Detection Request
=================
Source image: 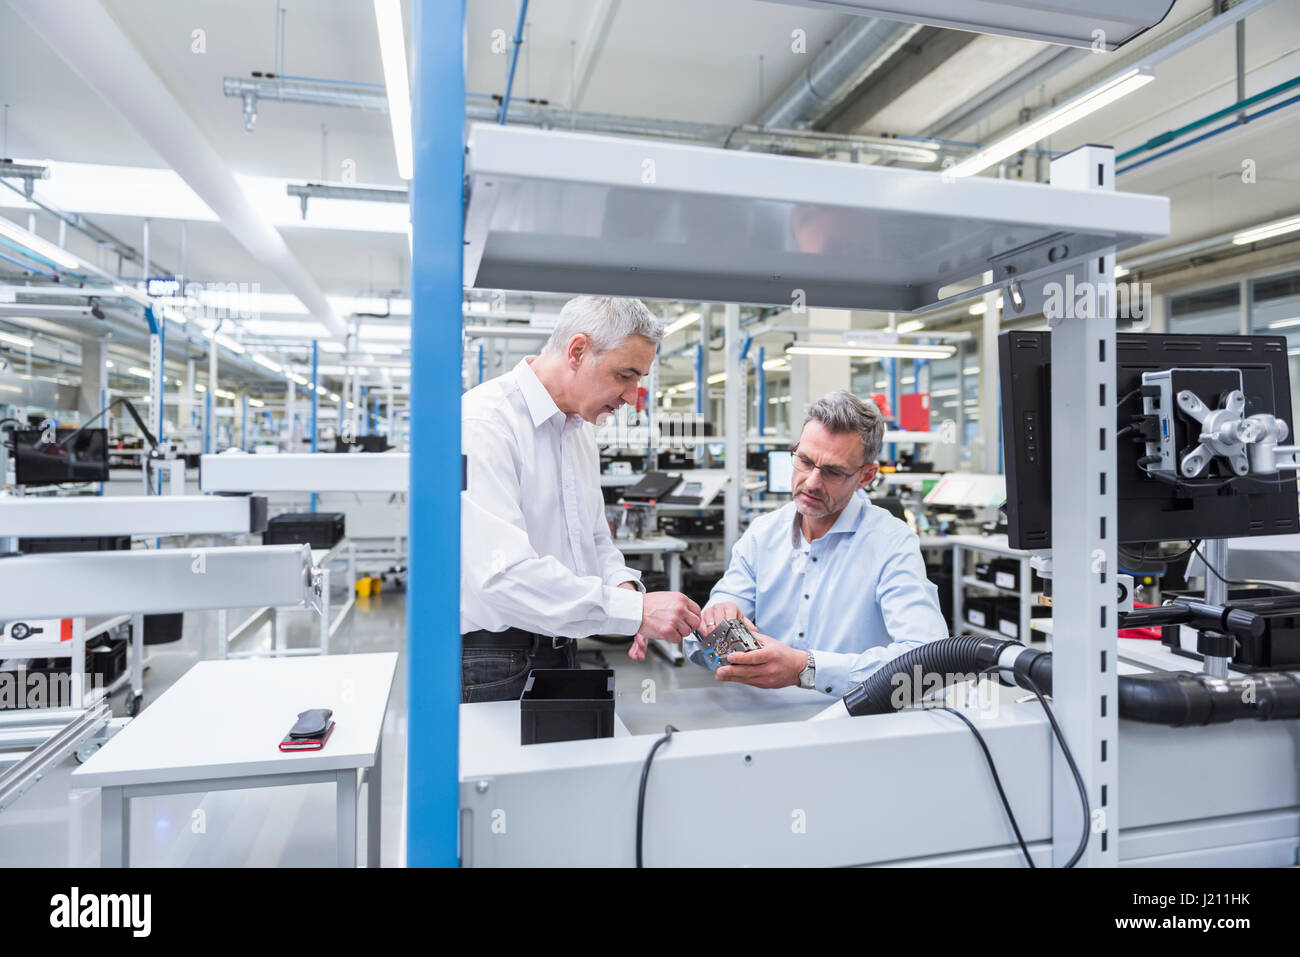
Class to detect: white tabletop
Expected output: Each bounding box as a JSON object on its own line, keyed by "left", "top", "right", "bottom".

{"left": 613, "top": 535, "right": 687, "bottom": 554}
{"left": 72, "top": 652, "right": 398, "bottom": 788}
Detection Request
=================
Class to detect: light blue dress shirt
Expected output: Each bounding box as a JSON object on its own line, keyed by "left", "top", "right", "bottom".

{"left": 683, "top": 490, "right": 949, "bottom": 697}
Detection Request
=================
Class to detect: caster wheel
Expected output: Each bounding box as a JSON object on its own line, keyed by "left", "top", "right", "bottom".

{"left": 127, "top": 694, "right": 143, "bottom": 717}
{"left": 75, "top": 741, "right": 102, "bottom": 764}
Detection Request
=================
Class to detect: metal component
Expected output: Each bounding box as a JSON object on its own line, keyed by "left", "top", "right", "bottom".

{"left": 0, "top": 494, "right": 266, "bottom": 537}
{"left": 287, "top": 181, "right": 410, "bottom": 219}
{"left": 1201, "top": 538, "right": 1231, "bottom": 678}
{"left": 1046, "top": 145, "right": 1119, "bottom": 867}
{"left": 199, "top": 451, "right": 409, "bottom": 493}
{"left": 0, "top": 700, "right": 110, "bottom": 812}
{"left": 475, "top": 780, "right": 489, "bottom": 794}
{"left": 464, "top": 125, "right": 1167, "bottom": 312}
{"left": 0, "top": 544, "right": 315, "bottom": 619}
{"left": 697, "top": 619, "right": 762, "bottom": 670}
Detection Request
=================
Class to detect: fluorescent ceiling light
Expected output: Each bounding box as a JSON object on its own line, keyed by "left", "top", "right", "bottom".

{"left": 0, "top": 331, "right": 34, "bottom": 348}
{"left": 964, "top": 366, "right": 979, "bottom": 375}
{"left": 330, "top": 393, "right": 342, "bottom": 402}
{"left": 195, "top": 383, "right": 207, "bottom": 392}
{"left": 1268, "top": 317, "right": 1300, "bottom": 330}
{"left": 1233, "top": 216, "right": 1300, "bottom": 246}
{"left": 762, "top": 358, "right": 789, "bottom": 370}
{"left": 249, "top": 398, "right": 265, "bottom": 408}
{"left": 127, "top": 366, "right": 152, "bottom": 379}
{"left": 288, "top": 372, "right": 311, "bottom": 387}
{"left": 664, "top": 312, "right": 701, "bottom": 336}
{"left": 947, "top": 67, "right": 1155, "bottom": 178}
{"left": 931, "top": 388, "right": 959, "bottom": 397}
{"left": 787, "top": 343, "right": 955, "bottom": 360}
{"left": 896, "top": 320, "right": 924, "bottom": 334}
{"left": 374, "top": 0, "right": 413, "bottom": 180}
{"left": 251, "top": 354, "right": 283, "bottom": 373}
{"left": 706, "top": 372, "right": 727, "bottom": 385}
{"left": 215, "top": 389, "right": 237, "bottom": 400}
{"left": 0, "top": 216, "right": 80, "bottom": 269}
{"left": 1113, "top": 265, "right": 1130, "bottom": 279}
{"left": 202, "top": 328, "right": 246, "bottom": 355}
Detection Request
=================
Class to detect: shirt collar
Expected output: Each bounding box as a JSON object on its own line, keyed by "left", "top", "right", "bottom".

{"left": 791, "top": 490, "right": 867, "bottom": 548}
{"left": 514, "top": 357, "right": 565, "bottom": 429}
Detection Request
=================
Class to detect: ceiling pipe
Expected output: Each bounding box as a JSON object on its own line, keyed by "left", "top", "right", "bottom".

{"left": 754, "top": 18, "right": 922, "bottom": 130}
{"left": 11, "top": 0, "right": 348, "bottom": 344}
{"left": 223, "top": 76, "right": 947, "bottom": 163}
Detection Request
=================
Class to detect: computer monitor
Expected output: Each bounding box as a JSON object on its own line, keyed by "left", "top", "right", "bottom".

{"left": 13, "top": 428, "right": 109, "bottom": 487}
{"left": 766, "top": 450, "right": 794, "bottom": 494}
{"left": 999, "top": 331, "right": 1300, "bottom": 548}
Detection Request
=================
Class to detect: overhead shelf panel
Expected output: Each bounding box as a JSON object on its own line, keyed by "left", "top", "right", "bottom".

{"left": 763, "top": 1, "right": 1176, "bottom": 50}
{"left": 464, "top": 125, "right": 1169, "bottom": 313}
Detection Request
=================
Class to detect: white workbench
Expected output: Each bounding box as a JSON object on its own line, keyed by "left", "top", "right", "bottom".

{"left": 615, "top": 535, "right": 688, "bottom": 664}
{"left": 72, "top": 652, "right": 397, "bottom": 867}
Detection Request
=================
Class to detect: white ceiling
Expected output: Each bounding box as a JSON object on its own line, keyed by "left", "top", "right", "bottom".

{"left": 0, "top": 0, "right": 1296, "bottom": 332}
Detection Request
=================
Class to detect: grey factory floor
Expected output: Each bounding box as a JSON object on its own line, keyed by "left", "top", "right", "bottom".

{"left": 0, "top": 586, "right": 747, "bottom": 867}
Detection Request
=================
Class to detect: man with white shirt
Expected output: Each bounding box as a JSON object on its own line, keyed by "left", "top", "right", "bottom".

{"left": 685, "top": 390, "right": 947, "bottom": 697}
{"left": 460, "top": 296, "right": 702, "bottom": 702}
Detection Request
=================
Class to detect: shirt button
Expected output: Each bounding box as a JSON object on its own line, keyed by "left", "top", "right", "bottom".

{"left": 804, "top": 594, "right": 809, "bottom": 600}
{"left": 811, "top": 557, "right": 817, "bottom": 562}
{"left": 824, "top": 687, "right": 832, "bottom": 694}
{"left": 798, "top": 632, "right": 804, "bottom": 638}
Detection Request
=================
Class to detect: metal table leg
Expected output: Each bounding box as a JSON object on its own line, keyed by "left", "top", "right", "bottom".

{"left": 100, "top": 786, "right": 129, "bottom": 867}
{"left": 337, "top": 768, "right": 357, "bottom": 868}
{"left": 367, "top": 744, "right": 382, "bottom": 868}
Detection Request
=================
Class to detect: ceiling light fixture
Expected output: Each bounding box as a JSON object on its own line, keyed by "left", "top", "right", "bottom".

{"left": 1233, "top": 215, "right": 1300, "bottom": 246}
{"left": 947, "top": 67, "right": 1155, "bottom": 178}
{"left": 373, "top": 0, "right": 414, "bottom": 180}
{"left": 786, "top": 343, "right": 955, "bottom": 360}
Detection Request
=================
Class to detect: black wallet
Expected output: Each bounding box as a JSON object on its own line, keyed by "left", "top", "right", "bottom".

{"left": 288, "top": 708, "right": 333, "bottom": 738}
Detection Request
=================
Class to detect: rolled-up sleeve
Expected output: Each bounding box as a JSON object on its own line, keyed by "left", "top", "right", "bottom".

{"left": 462, "top": 417, "right": 642, "bottom": 638}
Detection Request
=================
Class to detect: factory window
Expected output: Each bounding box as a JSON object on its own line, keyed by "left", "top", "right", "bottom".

{"left": 1249, "top": 270, "right": 1300, "bottom": 432}
{"left": 1168, "top": 284, "right": 1241, "bottom": 335}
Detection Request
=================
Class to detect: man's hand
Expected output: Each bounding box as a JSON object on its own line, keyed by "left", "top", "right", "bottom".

{"left": 633, "top": 591, "right": 701, "bottom": 652}
{"left": 715, "top": 632, "right": 808, "bottom": 689}
{"left": 699, "top": 601, "right": 742, "bottom": 634}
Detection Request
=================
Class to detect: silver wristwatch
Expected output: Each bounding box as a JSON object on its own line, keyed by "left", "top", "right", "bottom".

{"left": 798, "top": 650, "right": 816, "bottom": 690}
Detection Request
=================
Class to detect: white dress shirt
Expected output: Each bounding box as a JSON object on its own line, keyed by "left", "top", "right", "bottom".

{"left": 460, "top": 357, "right": 644, "bottom": 638}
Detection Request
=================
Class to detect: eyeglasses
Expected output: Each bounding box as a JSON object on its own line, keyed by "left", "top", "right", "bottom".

{"left": 790, "top": 447, "right": 866, "bottom": 485}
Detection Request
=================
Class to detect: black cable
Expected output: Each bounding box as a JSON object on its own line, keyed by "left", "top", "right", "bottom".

{"left": 635, "top": 724, "right": 678, "bottom": 868}
{"left": 939, "top": 705, "right": 1035, "bottom": 867}
{"left": 983, "top": 664, "right": 1091, "bottom": 868}
{"left": 1189, "top": 541, "right": 1292, "bottom": 591}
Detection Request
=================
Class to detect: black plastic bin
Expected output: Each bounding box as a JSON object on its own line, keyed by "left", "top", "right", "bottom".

{"left": 263, "top": 512, "right": 345, "bottom": 548}
{"left": 143, "top": 612, "right": 184, "bottom": 645}
{"left": 520, "top": 669, "right": 615, "bottom": 745}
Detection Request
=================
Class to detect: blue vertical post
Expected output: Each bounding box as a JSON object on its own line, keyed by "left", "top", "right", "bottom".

{"left": 240, "top": 394, "right": 248, "bottom": 451}
{"left": 204, "top": 391, "right": 212, "bottom": 453}
{"left": 311, "top": 340, "right": 319, "bottom": 513}
{"left": 477, "top": 344, "right": 484, "bottom": 384}
{"left": 156, "top": 318, "right": 166, "bottom": 496}
{"left": 408, "top": 0, "right": 464, "bottom": 867}
{"left": 694, "top": 343, "right": 704, "bottom": 416}
{"left": 756, "top": 346, "right": 766, "bottom": 453}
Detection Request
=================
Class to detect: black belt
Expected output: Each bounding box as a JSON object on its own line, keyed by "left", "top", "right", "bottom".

{"left": 462, "top": 628, "right": 573, "bottom": 651}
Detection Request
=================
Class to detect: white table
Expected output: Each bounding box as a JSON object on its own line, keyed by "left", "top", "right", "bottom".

{"left": 72, "top": 652, "right": 398, "bottom": 867}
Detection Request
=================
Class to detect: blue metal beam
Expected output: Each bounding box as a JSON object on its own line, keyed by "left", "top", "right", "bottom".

{"left": 497, "top": 0, "right": 529, "bottom": 124}
{"left": 408, "top": 0, "right": 464, "bottom": 867}
{"left": 310, "top": 340, "right": 319, "bottom": 513}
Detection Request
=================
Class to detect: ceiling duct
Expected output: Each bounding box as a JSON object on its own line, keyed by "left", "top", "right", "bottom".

{"left": 754, "top": 18, "right": 921, "bottom": 130}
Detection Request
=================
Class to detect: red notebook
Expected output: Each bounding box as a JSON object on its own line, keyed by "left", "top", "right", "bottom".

{"left": 279, "top": 721, "right": 336, "bottom": 752}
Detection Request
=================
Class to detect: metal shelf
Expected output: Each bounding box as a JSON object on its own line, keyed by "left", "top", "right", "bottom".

{"left": 464, "top": 124, "right": 1168, "bottom": 311}
{"left": 960, "top": 575, "right": 1039, "bottom": 599}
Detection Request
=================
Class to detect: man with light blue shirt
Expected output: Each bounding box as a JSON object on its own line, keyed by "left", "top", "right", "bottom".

{"left": 685, "top": 390, "right": 948, "bottom": 697}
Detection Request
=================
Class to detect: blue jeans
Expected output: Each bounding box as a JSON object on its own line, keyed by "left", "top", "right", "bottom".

{"left": 461, "top": 636, "right": 576, "bottom": 703}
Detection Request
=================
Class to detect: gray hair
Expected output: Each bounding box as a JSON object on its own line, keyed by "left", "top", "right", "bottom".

{"left": 803, "top": 390, "right": 885, "bottom": 463}
{"left": 543, "top": 296, "right": 664, "bottom": 355}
